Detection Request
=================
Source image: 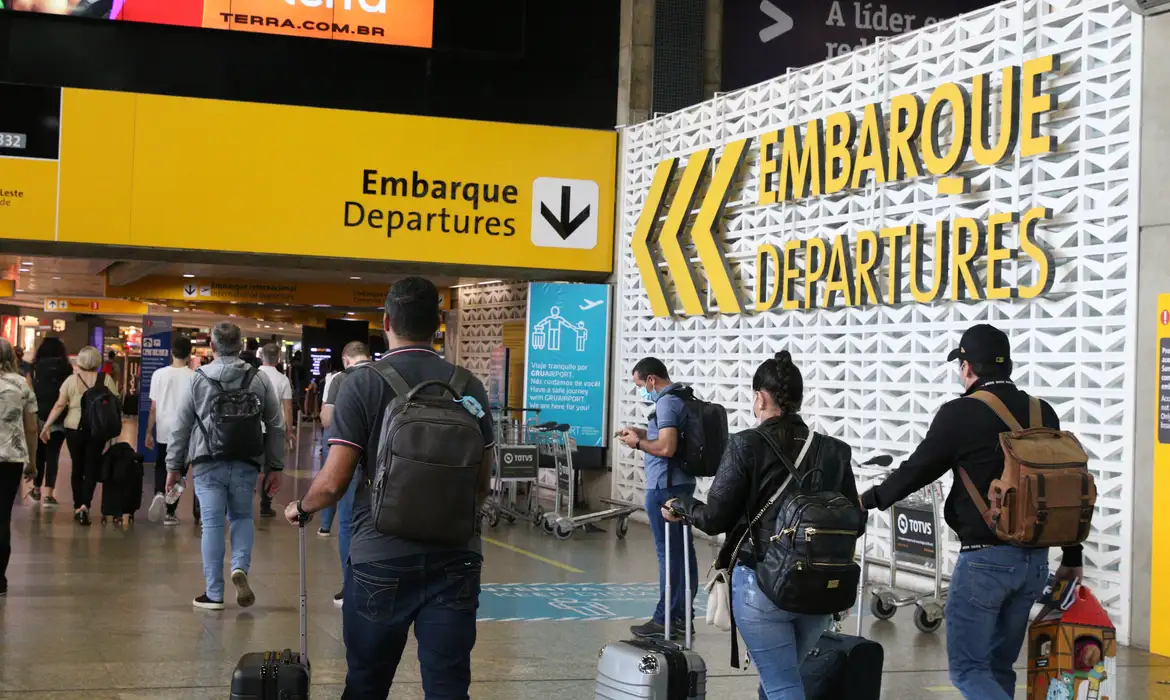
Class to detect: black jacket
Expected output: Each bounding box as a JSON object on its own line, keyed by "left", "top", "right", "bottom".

{"left": 859, "top": 379, "right": 1082, "bottom": 567}
{"left": 679, "top": 414, "right": 860, "bottom": 570}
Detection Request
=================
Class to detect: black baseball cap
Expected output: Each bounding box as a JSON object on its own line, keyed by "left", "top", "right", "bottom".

{"left": 947, "top": 324, "right": 1012, "bottom": 366}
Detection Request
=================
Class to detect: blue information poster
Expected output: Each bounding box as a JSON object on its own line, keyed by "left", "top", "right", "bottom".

{"left": 137, "top": 315, "right": 172, "bottom": 463}
{"left": 524, "top": 282, "right": 611, "bottom": 447}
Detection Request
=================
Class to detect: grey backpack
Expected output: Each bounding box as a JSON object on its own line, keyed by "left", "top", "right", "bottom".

{"left": 369, "top": 363, "right": 486, "bottom": 545}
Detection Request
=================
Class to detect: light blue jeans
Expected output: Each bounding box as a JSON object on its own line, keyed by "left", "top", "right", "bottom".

{"left": 193, "top": 460, "right": 260, "bottom": 602}
{"left": 946, "top": 545, "right": 1050, "bottom": 699}
{"left": 732, "top": 565, "right": 830, "bottom": 700}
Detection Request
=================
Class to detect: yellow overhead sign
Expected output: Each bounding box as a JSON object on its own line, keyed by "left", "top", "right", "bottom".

{"left": 105, "top": 276, "right": 448, "bottom": 309}
{"left": 0, "top": 84, "right": 616, "bottom": 274}
{"left": 0, "top": 280, "right": 13, "bottom": 298}
{"left": 633, "top": 55, "right": 1061, "bottom": 317}
{"left": 44, "top": 297, "right": 149, "bottom": 315}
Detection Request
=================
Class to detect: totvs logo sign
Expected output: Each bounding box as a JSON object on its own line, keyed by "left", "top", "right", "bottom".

{"left": 632, "top": 55, "right": 1062, "bottom": 318}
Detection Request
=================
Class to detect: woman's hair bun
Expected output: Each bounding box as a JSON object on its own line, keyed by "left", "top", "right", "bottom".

{"left": 774, "top": 350, "right": 792, "bottom": 364}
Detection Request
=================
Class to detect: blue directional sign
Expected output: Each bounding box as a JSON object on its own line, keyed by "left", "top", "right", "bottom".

{"left": 477, "top": 582, "right": 708, "bottom": 622}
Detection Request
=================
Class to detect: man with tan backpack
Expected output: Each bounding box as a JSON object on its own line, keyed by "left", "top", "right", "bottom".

{"left": 859, "top": 324, "right": 1093, "bottom": 700}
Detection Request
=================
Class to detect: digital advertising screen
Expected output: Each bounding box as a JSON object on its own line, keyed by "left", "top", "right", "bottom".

{"left": 2, "top": 0, "right": 435, "bottom": 48}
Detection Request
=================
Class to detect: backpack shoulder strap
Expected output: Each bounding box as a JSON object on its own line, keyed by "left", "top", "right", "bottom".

{"left": 449, "top": 366, "right": 471, "bottom": 396}
{"left": 1028, "top": 396, "right": 1043, "bottom": 429}
{"left": 241, "top": 365, "right": 259, "bottom": 390}
{"left": 373, "top": 362, "right": 412, "bottom": 398}
{"left": 968, "top": 390, "right": 1024, "bottom": 432}
{"left": 196, "top": 368, "right": 226, "bottom": 393}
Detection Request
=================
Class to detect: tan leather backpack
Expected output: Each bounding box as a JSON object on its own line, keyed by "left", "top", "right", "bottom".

{"left": 958, "top": 391, "right": 1096, "bottom": 548}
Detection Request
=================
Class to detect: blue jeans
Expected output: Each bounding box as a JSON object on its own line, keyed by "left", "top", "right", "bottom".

{"left": 341, "top": 551, "right": 482, "bottom": 700}
{"left": 946, "top": 546, "right": 1050, "bottom": 699}
{"left": 733, "top": 565, "right": 830, "bottom": 700}
{"left": 645, "top": 484, "right": 699, "bottom": 625}
{"left": 193, "top": 461, "right": 260, "bottom": 602}
{"left": 336, "top": 475, "right": 358, "bottom": 579}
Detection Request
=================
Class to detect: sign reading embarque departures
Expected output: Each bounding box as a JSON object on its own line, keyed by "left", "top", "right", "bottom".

{"left": 633, "top": 54, "right": 1062, "bottom": 318}
{"left": 721, "top": 0, "right": 995, "bottom": 90}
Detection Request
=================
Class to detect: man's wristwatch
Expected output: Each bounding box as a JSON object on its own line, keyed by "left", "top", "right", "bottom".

{"left": 296, "top": 499, "right": 310, "bottom": 519}
{"left": 636, "top": 439, "right": 642, "bottom": 452}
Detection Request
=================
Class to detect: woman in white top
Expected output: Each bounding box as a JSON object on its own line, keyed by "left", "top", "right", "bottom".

{"left": 40, "top": 346, "right": 118, "bottom": 526}
{"left": 0, "top": 338, "right": 38, "bottom": 597}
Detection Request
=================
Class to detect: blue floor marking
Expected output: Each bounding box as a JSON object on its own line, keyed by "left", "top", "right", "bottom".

{"left": 478, "top": 582, "right": 708, "bottom": 622}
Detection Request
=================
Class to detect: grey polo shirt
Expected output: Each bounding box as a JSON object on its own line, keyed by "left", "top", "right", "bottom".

{"left": 328, "top": 346, "right": 495, "bottom": 564}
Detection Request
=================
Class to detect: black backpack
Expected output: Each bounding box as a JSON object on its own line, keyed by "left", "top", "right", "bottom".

{"left": 79, "top": 371, "right": 123, "bottom": 443}
{"left": 194, "top": 366, "right": 265, "bottom": 464}
{"left": 369, "top": 363, "right": 485, "bottom": 545}
{"left": 658, "top": 385, "right": 727, "bottom": 479}
{"left": 33, "top": 358, "right": 72, "bottom": 422}
{"left": 753, "top": 430, "right": 864, "bottom": 615}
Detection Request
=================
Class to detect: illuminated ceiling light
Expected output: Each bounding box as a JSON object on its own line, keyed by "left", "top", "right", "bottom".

{"left": 346, "top": 312, "right": 355, "bottom": 315}
{"left": 350, "top": 276, "right": 361, "bottom": 280}
{"left": 230, "top": 301, "right": 238, "bottom": 304}
{"left": 171, "top": 309, "right": 181, "bottom": 313}
{"left": 264, "top": 325, "right": 271, "bottom": 329}
{"left": 16, "top": 289, "right": 23, "bottom": 293}
{"left": 183, "top": 274, "right": 195, "bottom": 278}
{"left": 52, "top": 276, "right": 61, "bottom": 280}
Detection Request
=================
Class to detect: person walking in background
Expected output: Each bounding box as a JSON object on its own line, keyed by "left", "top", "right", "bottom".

{"left": 14, "top": 346, "right": 31, "bottom": 378}
{"left": 145, "top": 336, "right": 196, "bottom": 526}
{"left": 28, "top": 337, "right": 70, "bottom": 509}
{"left": 257, "top": 343, "right": 294, "bottom": 519}
{"left": 664, "top": 351, "right": 860, "bottom": 699}
{"left": 618, "top": 357, "right": 699, "bottom": 640}
{"left": 240, "top": 339, "right": 262, "bottom": 370}
{"left": 290, "top": 350, "right": 309, "bottom": 426}
{"left": 0, "top": 339, "right": 38, "bottom": 598}
{"left": 40, "top": 346, "right": 118, "bottom": 527}
{"left": 316, "top": 340, "right": 371, "bottom": 607}
{"left": 165, "top": 322, "right": 285, "bottom": 611}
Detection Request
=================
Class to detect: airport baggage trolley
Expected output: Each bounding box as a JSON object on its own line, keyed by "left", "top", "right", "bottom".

{"left": 533, "top": 423, "right": 640, "bottom": 540}
{"left": 480, "top": 407, "right": 543, "bottom": 528}
{"left": 868, "top": 475, "right": 948, "bottom": 633}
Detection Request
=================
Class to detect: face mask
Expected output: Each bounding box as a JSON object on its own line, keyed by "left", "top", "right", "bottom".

{"left": 638, "top": 386, "right": 655, "bottom": 403}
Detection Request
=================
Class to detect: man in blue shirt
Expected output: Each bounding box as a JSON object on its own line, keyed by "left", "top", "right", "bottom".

{"left": 619, "top": 357, "right": 698, "bottom": 639}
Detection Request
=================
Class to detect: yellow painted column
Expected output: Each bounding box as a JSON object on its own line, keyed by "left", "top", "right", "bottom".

{"left": 1152, "top": 294, "right": 1170, "bottom": 657}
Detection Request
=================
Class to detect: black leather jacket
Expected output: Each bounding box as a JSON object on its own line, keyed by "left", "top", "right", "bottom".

{"left": 678, "top": 414, "right": 860, "bottom": 570}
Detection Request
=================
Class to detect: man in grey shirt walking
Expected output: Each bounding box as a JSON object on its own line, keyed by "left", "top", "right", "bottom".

{"left": 167, "top": 322, "right": 285, "bottom": 611}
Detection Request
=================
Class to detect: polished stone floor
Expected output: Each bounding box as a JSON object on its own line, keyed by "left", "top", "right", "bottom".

{"left": 2, "top": 423, "right": 1168, "bottom": 698}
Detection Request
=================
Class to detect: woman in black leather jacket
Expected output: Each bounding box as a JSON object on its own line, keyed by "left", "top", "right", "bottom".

{"left": 664, "top": 351, "right": 860, "bottom": 700}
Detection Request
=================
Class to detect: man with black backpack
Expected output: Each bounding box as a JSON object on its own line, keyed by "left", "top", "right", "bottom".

{"left": 859, "top": 324, "right": 1087, "bottom": 700}
{"left": 166, "top": 322, "right": 285, "bottom": 612}
{"left": 283, "top": 277, "right": 495, "bottom": 700}
{"left": 618, "top": 358, "right": 706, "bottom": 640}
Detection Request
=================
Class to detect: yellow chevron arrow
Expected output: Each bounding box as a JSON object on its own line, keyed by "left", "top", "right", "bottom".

{"left": 631, "top": 158, "right": 679, "bottom": 318}
{"left": 691, "top": 137, "right": 751, "bottom": 315}
{"left": 659, "top": 149, "right": 712, "bottom": 317}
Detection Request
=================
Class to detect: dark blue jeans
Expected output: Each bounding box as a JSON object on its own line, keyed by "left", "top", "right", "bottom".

{"left": 645, "top": 484, "right": 699, "bottom": 625}
{"left": 946, "top": 545, "right": 1050, "bottom": 699}
{"left": 341, "top": 551, "right": 482, "bottom": 700}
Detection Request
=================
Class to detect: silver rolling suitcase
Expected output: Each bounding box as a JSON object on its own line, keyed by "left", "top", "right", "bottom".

{"left": 595, "top": 520, "right": 706, "bottom": 700}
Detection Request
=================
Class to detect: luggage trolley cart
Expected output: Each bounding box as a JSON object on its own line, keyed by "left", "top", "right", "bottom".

{"left": 533, "top": 423, "right": 640, "bottom": 540}
{"left": 481, "top": 407, "right": 543, "bottom": 528}
{"left": 868, "top": 471, "right": 948, "bottom": 633}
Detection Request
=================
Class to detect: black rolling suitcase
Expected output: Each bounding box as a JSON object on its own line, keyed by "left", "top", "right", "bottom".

{"left": 230, "top": 520, "right": 311, "bottom": 700}
{"left": 800, "top": 524, "right": 884, "bottom": 700}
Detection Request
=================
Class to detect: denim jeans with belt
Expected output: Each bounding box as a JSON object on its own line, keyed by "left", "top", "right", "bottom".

{"left": 732, "top": 565, "right": 830, "bottom": 700}
{"left": 341, "top": 551, "right": 482, "bottom": 700}
{"left": 193, "top": 460, "right": 259, "bottom": 601}
{"left": 946, "top": 545, "right": 1050, "bottom": 699}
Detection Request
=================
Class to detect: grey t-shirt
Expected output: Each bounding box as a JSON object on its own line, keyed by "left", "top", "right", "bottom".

{"left": 328, "top": 347, "right": 495, "bottom": 564}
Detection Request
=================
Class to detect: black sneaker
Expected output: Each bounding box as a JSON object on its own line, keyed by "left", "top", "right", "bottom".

{"left": 630, "top": 620, "right": 666, "bottom": 639}
{"left": 259, "top": 504, "right": 277, "bottom": 519}
{"left": 78, "top": 509, "right": 91, "bottom": 527}
{"left": 29, "top": 488, "right": 40, "bottom": 502}
{"left": 193, "top": 594, "right": 225, "bottom": 611}
{"left": 333, "top": 591, "right": 344, "bottom": 608}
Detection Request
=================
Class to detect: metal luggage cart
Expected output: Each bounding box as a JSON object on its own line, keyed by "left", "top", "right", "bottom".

{"left": 480, "top": 407, "right": 544, "bottom": 529}
{"left": 532, "top": 423, "right": 640, "bottom": 540}
{"left": 867, "top": 470, "right": 949, "bottom": 633}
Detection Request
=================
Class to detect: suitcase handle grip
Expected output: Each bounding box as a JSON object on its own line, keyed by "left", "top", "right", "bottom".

{"left": 298, "top": 520, "right": 308, "bottom": 662}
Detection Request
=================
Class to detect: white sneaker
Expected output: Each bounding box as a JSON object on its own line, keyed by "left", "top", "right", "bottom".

{"left": 231, "top": 569, "right": 255, "bottom": 608}
{"left": 333, "top": 591, "right": 344, "bottom": 608}
{"left": 163, "top": 514, "right": 180, "bottom": 527}
{"left": 147, "top": 493, "right": 166, "bottom": 523}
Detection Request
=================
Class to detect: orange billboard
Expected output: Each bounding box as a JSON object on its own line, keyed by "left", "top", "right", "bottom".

{"left": 3, "top": 0, "right": 434, "bottom": 49}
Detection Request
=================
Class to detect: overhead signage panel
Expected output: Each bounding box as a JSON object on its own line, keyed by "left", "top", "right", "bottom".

{"left": 2, "top": 0, "right": 434, "bottom": 49}
{"left": 43, "top": 297, "right": 149, "bottom": 315}
{"left": 0, "top": 84, "right": 617, "bottom": 275}
{"left": 105, "top": 276, "right": 448, "bottom": 308}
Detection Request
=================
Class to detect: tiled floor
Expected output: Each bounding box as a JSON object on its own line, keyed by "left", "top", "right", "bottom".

{"left": 2, "top": 422, "right": 1168, "bottom": 698}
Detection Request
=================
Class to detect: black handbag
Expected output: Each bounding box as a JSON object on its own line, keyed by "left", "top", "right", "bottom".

{"left": 754, "top": 430, "right": 864, "bottom": 615}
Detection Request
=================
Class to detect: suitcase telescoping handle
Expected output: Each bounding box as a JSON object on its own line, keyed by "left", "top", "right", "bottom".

{"left": 856, "top": 514, "right": 868, "bottom": 638}
{"left": 663, "top": 520, "right": 694, "bottom": 650}
{"left": 298, "top": 515, "right": 309, "bottom": 662}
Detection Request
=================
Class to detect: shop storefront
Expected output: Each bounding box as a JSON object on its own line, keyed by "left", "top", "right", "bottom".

{"left": 612, "top": 0, "right": 1145, "bottom": 644}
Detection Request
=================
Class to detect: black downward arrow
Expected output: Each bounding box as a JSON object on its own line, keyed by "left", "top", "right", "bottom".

{"left": 540, "top": 185, "right": 591, "bottom": 240}
{"left": 184, "top": 284, "right": 196, "bottom": 295}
